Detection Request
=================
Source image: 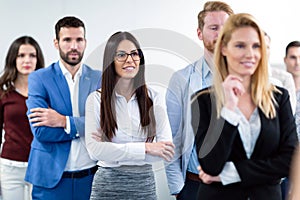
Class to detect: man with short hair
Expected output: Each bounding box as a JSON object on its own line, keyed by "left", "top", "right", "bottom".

{"left": 285, "top": 41, "right": 300, "bottom": 139}
{"left": 283, "top": 40, "right": 300, "bottom": 200}
{"left": 25, "top": 16, "right": 101, "bottom": 200}
{"left": 165, "top": 1, "right": 233, "bottom": 199}
{"left": 285, "top": 41, "right": 300, "bottom": 109}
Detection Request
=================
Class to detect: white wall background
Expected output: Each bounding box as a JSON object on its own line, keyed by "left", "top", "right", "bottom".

{"left": 1, "top": 0, "right": 300, "bottom": 68}
{"left": 1, "top": 1, "right": 300, "bottom": 199}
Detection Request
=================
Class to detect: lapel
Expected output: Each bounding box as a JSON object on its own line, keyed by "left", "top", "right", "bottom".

{"left": 231, "top": 108, "right": 265, "bottom": 160}
{"left": 78, "top": 65, "right": 92, "bottom": 115}
{"left": 251, "top": 109, "right": 267, "bottom": 158}
{"left": 52, "top": 62, "right": 72, "bottom": 113}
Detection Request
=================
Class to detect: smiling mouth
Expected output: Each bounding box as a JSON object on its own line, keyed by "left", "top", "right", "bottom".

{"left": 241, "top": 62, "right": 255, "bottom": 67}
{"left": 122, "top": 66, "right": 135, "bottom": 70}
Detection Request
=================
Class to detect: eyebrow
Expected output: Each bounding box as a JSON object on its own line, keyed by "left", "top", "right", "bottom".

{"left": 116, "top": 49, "right": 138, "bottom": 53}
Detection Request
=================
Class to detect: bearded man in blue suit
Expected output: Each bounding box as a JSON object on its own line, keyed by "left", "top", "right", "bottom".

{"left": 25, "top": 16, "right": 101, "bottom": 200}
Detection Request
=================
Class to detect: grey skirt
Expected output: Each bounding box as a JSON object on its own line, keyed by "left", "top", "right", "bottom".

{"left": 90, "top": 164, "right": 157, "bottom": 200}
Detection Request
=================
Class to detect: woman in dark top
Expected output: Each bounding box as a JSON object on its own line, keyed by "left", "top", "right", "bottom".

{"left": 0, "top": 36, "right": 44, "bottom": 200}
{"left": 191, "top": 13, "right": 297, "bottom": 200}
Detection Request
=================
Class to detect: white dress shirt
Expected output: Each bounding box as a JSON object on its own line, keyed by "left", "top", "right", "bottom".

{"left": 219, "top": 107, "right": 261, "bottom": 185}
{"left": 59, "top": 61, "right": 96, "bottom": 171}
{"left": 85, "top": 87, "right": 173, "bottom": 167}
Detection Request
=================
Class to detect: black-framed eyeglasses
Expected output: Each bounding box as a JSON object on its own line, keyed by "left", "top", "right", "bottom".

{"left": 115, "top": 50, "right": 141, "bottom": 62}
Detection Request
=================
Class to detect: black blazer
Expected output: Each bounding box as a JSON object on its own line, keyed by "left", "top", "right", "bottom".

{"left": 192, "top": 86, "right": 297, "bottom": 200}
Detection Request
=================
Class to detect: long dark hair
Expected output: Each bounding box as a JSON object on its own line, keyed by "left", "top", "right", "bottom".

{"left": 100, "top": 31, "right": 156, "bottom": 142}
{"left": 0, "top": 36, "right": 45, "bottom": 98}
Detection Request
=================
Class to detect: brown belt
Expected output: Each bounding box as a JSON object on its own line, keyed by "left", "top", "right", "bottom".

{"left": 186, "top": 171, "right": 201, "bottom": 182}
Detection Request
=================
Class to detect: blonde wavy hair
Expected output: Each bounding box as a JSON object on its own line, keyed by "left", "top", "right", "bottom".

{"left": 213, "top": 13, "right": 279, "bottom": 118}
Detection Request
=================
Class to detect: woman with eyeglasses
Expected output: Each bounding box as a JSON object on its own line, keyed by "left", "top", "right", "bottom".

{"left": 85, "top": 31, "right": 174, "bottom": 200}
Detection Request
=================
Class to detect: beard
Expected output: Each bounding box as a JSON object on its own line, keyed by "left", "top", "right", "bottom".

{"left": 59, "top": 48, "right": 84, "bottom": 67}
{"left": 203, "top": 39, "right": 217, "bottom": 53}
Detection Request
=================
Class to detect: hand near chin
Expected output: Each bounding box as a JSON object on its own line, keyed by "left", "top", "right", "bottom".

{"left": 222, "top": 75, "right": 245, "bottom": 111}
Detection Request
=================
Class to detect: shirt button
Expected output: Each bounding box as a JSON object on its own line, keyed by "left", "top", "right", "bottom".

{"left": 76, "top": 133, "right": 80, "bottom": 137}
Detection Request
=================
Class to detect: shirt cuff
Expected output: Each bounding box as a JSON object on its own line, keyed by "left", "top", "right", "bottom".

{"left": 221, "top": 107, "right": 240, "bottom": 126}
{"left": 65, "top": 116, "right": 71, "bottom": 134}
{"left": 127, "top": 142, "right": 146, "bottom": 160}
{"left": 219, "top": 162, "right": 241, "bottom": 185}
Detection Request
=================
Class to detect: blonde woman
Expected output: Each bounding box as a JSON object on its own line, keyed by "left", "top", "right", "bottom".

{"left": 192, "top": 13, "right": 297, "bottom": 199}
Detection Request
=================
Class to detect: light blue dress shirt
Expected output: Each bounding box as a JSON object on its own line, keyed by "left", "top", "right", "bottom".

{"left": 165, "top": 57, "right": 213, "bottom": 195}
{"left": 187, "top": 58, "right": 212, "bottom": 174}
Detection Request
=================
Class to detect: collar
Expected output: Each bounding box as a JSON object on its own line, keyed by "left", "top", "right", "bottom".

{"left": 115, "top": 91, "right": 137, "bottom": 101}
{"left": 201, "top": 57, "right": 212, "bottom": 79}
{"left": 58, "top": 60, "right": 83, "bottom": 78}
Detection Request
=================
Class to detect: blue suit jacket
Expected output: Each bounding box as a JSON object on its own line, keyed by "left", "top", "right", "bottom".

{"left": 25, "top": 62, "right": 101, "bottom": 188}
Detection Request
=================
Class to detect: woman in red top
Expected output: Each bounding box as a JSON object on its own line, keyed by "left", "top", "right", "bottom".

{"left": 0, "top": 36, "right": 44, "bottom": 200}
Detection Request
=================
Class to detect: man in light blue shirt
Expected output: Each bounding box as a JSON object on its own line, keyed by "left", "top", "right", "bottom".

{"left": 165, "top": 1, "right": 233, "bottom": 199}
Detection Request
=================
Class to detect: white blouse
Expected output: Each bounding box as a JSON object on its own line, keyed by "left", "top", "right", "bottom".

{"left": 85, "top": 87, "right": 173, "bottom": 167}
{"left": 219, "top": 107, "right": 261, "bottom": 185}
